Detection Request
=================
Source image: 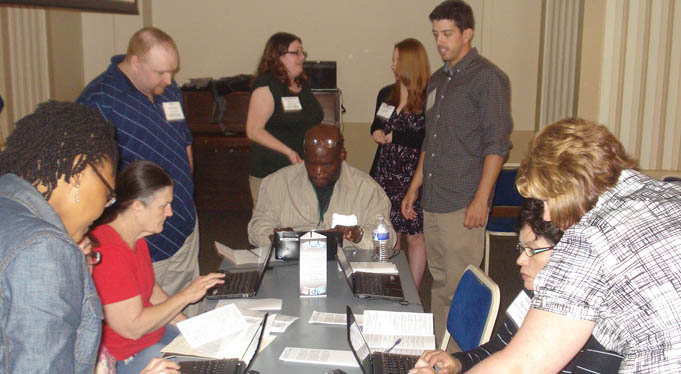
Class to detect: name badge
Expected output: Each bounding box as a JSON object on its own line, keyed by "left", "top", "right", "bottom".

{"left": 281, "top": 96, "right": 303, "bottom": 112}
{"left": 376, "top": 102, "right": 395, "bottom": 119}
{"left": 506, "top": 291, "right": 532, "bottom": 329}
{"left": 426, "top": 89, "right": 437, "bottom": 111}
{"left": 162, "top": 101, "right": 185, "bottom": 121}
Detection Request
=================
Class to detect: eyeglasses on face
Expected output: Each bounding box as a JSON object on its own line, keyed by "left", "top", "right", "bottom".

{"left": 283, "top": 49, "right": 308, "bottom": 58}
{"left": 516, "top": 242, "right": 553, "bottom": 257}
{"left": 86, "top": 251, "right": 102, "bottom": 266}
{"left": 88, "top": 162, "right": 117, "bottom": 208}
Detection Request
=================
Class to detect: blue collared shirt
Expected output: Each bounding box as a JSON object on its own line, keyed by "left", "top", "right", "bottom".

{"left": 77, "top": 55, "right": 196, "bottom": 261}
{"left": 0, "top": 174, "right": 103, "bottom": 373}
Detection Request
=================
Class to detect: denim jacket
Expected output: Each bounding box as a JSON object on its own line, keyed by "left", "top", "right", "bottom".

{"left": 0, "top": 174, "right": 103, "bottom": 373}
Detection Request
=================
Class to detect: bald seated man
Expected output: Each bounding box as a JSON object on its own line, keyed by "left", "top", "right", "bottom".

{"left": 248, "top": 124, "right": 396, "bottom": 250}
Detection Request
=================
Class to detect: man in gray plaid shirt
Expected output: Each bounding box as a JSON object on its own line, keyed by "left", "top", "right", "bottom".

{"left": 402, "top": 0, "right": 512, "bottom": 344}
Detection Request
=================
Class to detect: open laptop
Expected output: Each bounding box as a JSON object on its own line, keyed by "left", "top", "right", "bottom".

{"left": 207, "top": 244, "right": 273, "bottom": 299}
{"left": 178, "top": 313, "right": 268, "bottom": 374}
{"left": 274, "top": 229, "right": 343, "bottom": 260}
{"left": 337, "top": 248, "right": 404, "bottom": 301}
{"left": 346, "top": 307, "right": 418, "bottom": 374}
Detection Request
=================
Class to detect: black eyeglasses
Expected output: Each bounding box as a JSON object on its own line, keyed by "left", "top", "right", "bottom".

{"left": 86, "top": 251, "right": 102, "bottom": 266}
{"left": 516, "top": 242, "right": 553, "bottom": 257}
{"left": 283, "top": 49, "right": 308, "bottom": 58}
{"left": 88, "top": 162, "right": 116, "bottom": 208}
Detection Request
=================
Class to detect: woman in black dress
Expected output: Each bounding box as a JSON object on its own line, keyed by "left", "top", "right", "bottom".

{"left": 370, "top": 38, "right": 430, "bottom": 289}
{"left": 246, "top": 32, "right": 324, "bottom": 204}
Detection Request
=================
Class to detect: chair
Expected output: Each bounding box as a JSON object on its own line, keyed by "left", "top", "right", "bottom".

{"left": 440, "top": 264, "right": 500, "bottom": 351}
{"left": 484, "top": 164, "right": 524, "bottom": 274}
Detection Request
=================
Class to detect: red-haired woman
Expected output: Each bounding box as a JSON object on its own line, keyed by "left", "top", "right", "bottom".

{"left": 370, "top": 38, "right": 430, "bottom": 289}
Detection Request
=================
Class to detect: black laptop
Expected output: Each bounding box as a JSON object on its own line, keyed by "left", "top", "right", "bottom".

{"left": 178, "top": 313, "right": 268, "bottom": 374}
{"left": 207, "top": 244, "right": 273, "bottom": 299}
{"left": 336, "top": 248, "right": 404, "bottom": 301}
{"left": 273, "top": 229, "right": 343, "bottom": 260}
{"left": 347, "top": 307, "right": 418, "bottom": 374}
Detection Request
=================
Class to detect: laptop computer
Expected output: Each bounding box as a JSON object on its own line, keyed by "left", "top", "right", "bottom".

{"left": 178, "top": 313, "right": 268, "bottom": 374}
{"left": 336, "top": 248, "right": 404, "bottom": 301}
{"left": 207, "top": 244, "right": 273, "bottom": 299}
{"left": 346, "top": 306, "right": 419, "bottom": 374}
{"left": 274, "top": 229, "right": 343, "bottom": 260}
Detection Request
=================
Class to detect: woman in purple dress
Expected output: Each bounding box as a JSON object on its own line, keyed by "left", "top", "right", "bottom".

{"left": 369, "top": 38, "right": 430, "bottom": 289}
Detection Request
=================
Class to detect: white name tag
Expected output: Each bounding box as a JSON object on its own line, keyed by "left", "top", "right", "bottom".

{"left": 162, "top": 101, "right": 185, "bottom": 121}
{"left": 376, "top": 102, "right": 395, "bottom": 119}
{"left": 506, "top": 291, "right": 532, "bottom": 329}
{"left": 426, "top": 89, "right": 437, "bottom": 111}
{"left": 281, "top": 96, "right": 303, "bottom": 112}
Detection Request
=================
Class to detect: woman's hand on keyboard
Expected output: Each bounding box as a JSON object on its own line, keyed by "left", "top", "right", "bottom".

{"left": 141, "top": 358, "right": 180, "bottom": 374}
{"left": 179, "top": 272, "right": 226, "bottom": 304}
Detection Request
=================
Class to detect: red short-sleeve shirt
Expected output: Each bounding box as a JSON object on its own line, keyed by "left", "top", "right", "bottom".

{"left": 91, "top": 224, "right": 165, "bottom": 360}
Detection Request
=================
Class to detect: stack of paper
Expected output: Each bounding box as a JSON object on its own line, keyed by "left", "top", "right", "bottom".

{"left": 350, "top": 262, "right": 399, "bottom": 274}
{"left": 362, "top": 310, "right": 435, "bottom": 356}
{"left": 161, "top": 304, "right": 265, "bottom": 359}
{"left": 214, "top": 242, "right": 266, "bottom": 265}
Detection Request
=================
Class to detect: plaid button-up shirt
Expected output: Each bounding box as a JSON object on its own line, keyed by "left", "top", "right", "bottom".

{"left": 534, "top": 169, "right": 681, "bottom": 373}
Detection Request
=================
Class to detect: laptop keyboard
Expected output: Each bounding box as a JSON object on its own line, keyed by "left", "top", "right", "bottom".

{"left": 374, "top": 352, "right": 419, "bottom": 374}
{"left": 178, "top": 359, "right": 239, "bottom": 374}
{"left": 210, "top": 271, "right": 259, "bottom": 296}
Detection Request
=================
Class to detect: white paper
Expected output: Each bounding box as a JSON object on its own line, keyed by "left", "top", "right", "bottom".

{"left": 281, "top": 96, "right": 303, "bottom": 112}
{"left": 376, "top": 102, "right": 395, "bottom": 119}
{"left": 176, "top": 304, "right": 247, "bottom": 348}
{"left": 360, "top": 310, "right": 436, "bottom": 353}
{"left": 363, "top": 310, "right": 433, "bottom": 337}
{"left": 331, "top": 213, "right": 358, "bottom": 228}
{"left": 162, "top": 101, "right": 185, "bottom": 121}
{"left": 308, "top": 310, "right": 363, "bottom": 326}
{"left": 507, "top": 291, "right": 532, "bottom": 328}
{"left": 270, "top": 314, "right": 299, "bottom": 333}
{"left": 216, "top": 298, "right": 283, "bottom": 311}
{"left": 279, "top": 347, "right": 359, "bottom": 367}
{"left": 426, "top": 89, "right": 437, "bottom": 111}
{"left": 350, "top": 262, "right": 398, "bottom": 274}
{"left": 214, "top": 241, "right": 265, "bottom": 265}
{"left": 163, "top": 316, "right": 261, "bottom": 359}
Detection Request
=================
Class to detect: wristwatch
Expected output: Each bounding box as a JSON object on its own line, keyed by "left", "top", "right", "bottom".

{"left": 356, "top": 226, "right": 364, "bottom": 243}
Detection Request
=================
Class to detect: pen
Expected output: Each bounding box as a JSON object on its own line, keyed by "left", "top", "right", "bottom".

{"left": 384, "top": 338, "right": 401, "bottom": 354}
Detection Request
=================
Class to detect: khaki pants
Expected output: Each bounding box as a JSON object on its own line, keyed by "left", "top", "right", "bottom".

{"left": 424, "top": 209, "right": 485, "bottom": 347}
{"left": 152, "top": 220, "right": 201, "bottom": 317}
{"left": 249, "top": 176, "right": 263, "bottom": 207}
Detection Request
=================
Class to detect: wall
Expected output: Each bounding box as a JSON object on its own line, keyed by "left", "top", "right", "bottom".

{"left": 78, "top": 1, "right": 541, "bottom": 172}
{"left": 46, "top": 8, "right": 84, "bottom": 101}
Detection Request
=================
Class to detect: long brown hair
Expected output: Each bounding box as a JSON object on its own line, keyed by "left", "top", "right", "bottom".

{"left": 254, "top": 32, "right": 308, "bottom": 87}
{"left": 387, "top": 38, "right": 430, "bottom": 114}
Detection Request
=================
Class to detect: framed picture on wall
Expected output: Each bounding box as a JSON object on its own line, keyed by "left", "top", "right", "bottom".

{"left": 0, "top": 0, "right": 138, "bottom": 14}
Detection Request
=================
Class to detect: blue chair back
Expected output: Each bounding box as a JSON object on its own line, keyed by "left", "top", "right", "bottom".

{"left": 491, "top": 168, "right": 523, "bottom": 206}
{"left": 447, "top": 268, "right": 493, "bottom": 351}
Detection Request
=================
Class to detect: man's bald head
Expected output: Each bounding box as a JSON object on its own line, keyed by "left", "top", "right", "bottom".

{"left": 303, "top": 124, "right": 344, "bottom": 188}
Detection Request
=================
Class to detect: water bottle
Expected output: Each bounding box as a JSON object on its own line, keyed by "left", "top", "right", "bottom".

{"left": 372, "top": 215, "right": 390, "bottom": 262}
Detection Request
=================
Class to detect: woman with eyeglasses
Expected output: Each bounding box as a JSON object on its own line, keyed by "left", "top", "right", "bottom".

{"left": 246, "top": 32, "right": 324, "bottom": 205}
{"left": 369, "top": 38, "right": 429, "bottom": 290}
{"left": 410, "top": 199, "right": 623, "bottom": 374}
{"left": 89, "top": 160, "right": 224, "bottom": 374}
{"left": 0, "top": 101, "right": 117, "bottom": 373}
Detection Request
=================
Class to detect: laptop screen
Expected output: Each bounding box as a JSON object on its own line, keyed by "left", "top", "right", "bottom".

{"left": 347, "top": 306, "right": 372, "bottom": 374}
{"left": 336, "top": 248, "right": 354, "bottom": 280}
{"left": 241, "top": 313, "right": 268, "bottom": 369}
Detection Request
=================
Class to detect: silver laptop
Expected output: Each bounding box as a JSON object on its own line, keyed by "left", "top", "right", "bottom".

{"left": 337, "top": 248, "right": 404, "bottom": 301}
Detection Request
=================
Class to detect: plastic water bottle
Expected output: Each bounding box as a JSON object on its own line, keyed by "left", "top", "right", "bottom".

{"left": 373, "top": 215, "right": 390, "bottom": 262}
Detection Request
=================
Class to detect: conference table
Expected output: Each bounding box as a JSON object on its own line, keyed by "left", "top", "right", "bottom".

{"left": 203, "top": 246, "right": 424, "bottom": 374}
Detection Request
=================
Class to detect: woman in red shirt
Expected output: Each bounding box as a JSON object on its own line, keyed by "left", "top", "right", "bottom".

{"left": 91, "top": 160, "right": 224, "bottom": 374}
